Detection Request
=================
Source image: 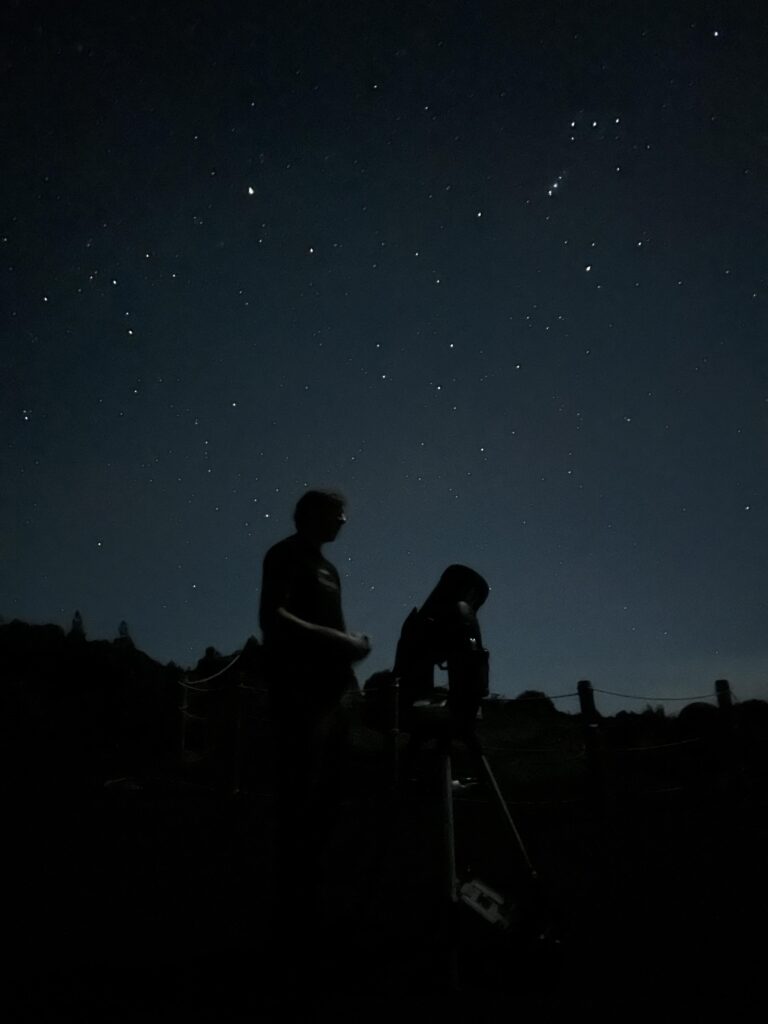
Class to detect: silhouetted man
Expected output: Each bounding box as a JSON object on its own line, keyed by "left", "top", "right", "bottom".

{"left": 259, "top": 490, "right": 371, "bottom": 908}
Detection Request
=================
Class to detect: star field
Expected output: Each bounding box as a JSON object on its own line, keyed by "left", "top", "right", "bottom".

{"left": 3, "top": 1, "right": 767, "bottom": 711}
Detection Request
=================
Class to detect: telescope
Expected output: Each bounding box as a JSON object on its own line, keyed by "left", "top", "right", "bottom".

{"left": 364, "top": 563, "right": 538, "bottom": 886}
{"left": 365, "top": 564, "right": 490, "bottom": 749}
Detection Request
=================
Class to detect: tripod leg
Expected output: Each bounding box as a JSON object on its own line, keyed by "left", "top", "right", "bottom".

{"left": 390, "top": 680, "right": 400, "bottom": 789}
{"left": 439, "top": 751, "right": 463, "bottom": 992}
{"left": 440, "top": 752, "right": 458, "bottom": 904}
{"left": 477, "top": 751, "right": 537, "bottom": 880}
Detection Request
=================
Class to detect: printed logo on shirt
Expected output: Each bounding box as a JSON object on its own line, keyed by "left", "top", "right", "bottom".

{"left": 317, "top": 567, "right": 339, "bottom": 590}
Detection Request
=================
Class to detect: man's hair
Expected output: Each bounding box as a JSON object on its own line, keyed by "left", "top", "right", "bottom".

{"left": 293, "top": 489, "right": 346, "bottom": 531}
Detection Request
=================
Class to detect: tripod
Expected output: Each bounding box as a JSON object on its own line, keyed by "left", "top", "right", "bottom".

{"left": 358, "top": 681, "right": 546, "bottom": 1000}
{"left": 358, "top": 566, "right": 554, "bottom": 995}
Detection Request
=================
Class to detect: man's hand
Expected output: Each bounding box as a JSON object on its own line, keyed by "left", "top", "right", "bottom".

{"left": 343, "top": 631, "right": 372, "bottom": 661}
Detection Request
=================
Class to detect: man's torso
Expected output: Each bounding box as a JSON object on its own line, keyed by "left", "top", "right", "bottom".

{"left": 260, "top": 534, "right": 354, "bottom": 706}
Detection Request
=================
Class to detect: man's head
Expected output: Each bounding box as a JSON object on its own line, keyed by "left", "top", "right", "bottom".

{"left": 294, "top": 489, "right": 347, "bottom": 544}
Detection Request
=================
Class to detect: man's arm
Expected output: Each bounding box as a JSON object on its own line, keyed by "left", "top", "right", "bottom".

{"left": 275, "top": 607, "right": 371, "bottom": 661}
{"left": 260, "top": 541, "right": 371, "bottom": 662}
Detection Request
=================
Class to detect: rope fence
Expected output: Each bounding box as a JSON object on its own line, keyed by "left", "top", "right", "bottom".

{"left": 593, "top": 687, "right": 714, "bottom": 703}
{"left": 177, "top": 671, "right": 745, "bottom": 802}
{"left": 180, "top": 653, "right": 242, "bottom": 690}
{"left": 489, "top": 691, "right": 579, "bottom": 703}
{"left": 483, "top": 745, "right": 588, "bottom": 760}
{"left": 614, "top": 736, "right": 706, "bottom": 753}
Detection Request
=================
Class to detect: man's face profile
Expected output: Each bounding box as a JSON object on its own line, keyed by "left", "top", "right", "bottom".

{"left": 294, "top": 490, "right": 348, "bottom": 544}
{"left": 315, "top": 502, "right": 346, "bottom": 543}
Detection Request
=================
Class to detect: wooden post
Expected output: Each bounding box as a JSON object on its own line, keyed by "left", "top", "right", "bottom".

{"left": 391, "top": 678, "right": 400, "bottom": 789}
{"left": 231, "top": 683, "right": 245, "bottom": 796}
{"left": 715, "top": 679, "right": 732, "bottom": 713}
{"left": 578, "top": 679, "right": 599, "bottom": 724}
{"left": 715, "top": 679, "right": 737, "bottom": 790}
{"left": 578, "top": 680, "right": 604, "bottom": 803}
{"left": 179, "top": 679, "right": 189, "bottom": 762}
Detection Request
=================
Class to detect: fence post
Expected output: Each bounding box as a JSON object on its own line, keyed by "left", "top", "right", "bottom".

{"left": 390, "top": 678, "right": 401, "bottom": 790}
{"left": 715, "top": 679, "right": 738, "bottom": 791}
{"left": 578, "top": 680, "right": 604, "bottom": 803}
{"left": 179, "top": 679, "right": 189, "bottom": 762}
{"left": 578, "top": 679, "right": 599, "bottom": 724}
{"left": 715, "top": 679, "right": 732, "bottom": 714}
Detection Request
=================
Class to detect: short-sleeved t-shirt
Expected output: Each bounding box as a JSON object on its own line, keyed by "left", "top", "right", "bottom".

{"left": 259, "top": 533, "right": 355, "bottom": 707}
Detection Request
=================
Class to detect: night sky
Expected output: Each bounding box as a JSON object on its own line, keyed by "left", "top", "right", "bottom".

{"left": 4, "top": 1, "right": 767, "bottom": 712}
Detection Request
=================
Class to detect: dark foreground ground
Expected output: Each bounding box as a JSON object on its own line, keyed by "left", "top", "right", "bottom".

{"left": 5, "top": 708, "right": 768, "bottom": 1022}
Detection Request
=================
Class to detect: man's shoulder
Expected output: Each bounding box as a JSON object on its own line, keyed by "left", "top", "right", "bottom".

{"left": 264, "top": 533, "right": 299, "bottom": 557}
{"left": 263, "top": 533, "right": 339, "bottom": 577}
{"left": 263, "top": 533, "right": 318, "bottom": 570}
{"left": 263, "top": 534, "right": 300, "bottom": 567}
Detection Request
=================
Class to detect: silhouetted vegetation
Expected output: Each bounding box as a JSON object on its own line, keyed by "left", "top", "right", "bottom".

{"left": 2, "top": 618, "right": 767, "bottom": 1019}
{"left": 0, "top": 618, "right": 182, "bottom": 785}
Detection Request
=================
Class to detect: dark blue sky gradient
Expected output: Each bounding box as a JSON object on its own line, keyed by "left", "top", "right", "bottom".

{"left": 3, "top": 1, "right": 767, "bottom": 711}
